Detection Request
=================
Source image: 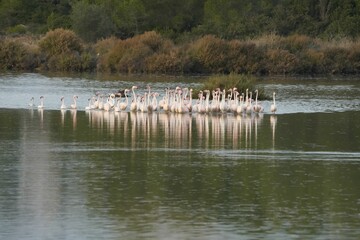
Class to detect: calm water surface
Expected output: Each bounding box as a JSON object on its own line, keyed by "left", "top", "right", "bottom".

{"left": 0, "top": 73, "right": 360, "bottom": 239}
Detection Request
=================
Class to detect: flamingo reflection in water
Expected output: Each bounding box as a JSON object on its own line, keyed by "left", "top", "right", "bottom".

{"left": 78, "top": 110, "right": 270, "bottom": 150}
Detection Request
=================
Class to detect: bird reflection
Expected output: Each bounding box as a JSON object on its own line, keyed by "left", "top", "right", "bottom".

{"left": 54, "top": 102, "right": 280, "bottom": 150}
{"left": 74, "top": 111, "right": 273, "bottom": 150}
{"left": 270, "top": 115, "right": 277, "bottom": 149}
{"left": 61, "top": 109, "right": 66, "bottom": 126}
{"left": 70, "top": 109, "right": 77, "bottom": 129}
{"left": 38, "top": 108, "right": 44, "bottom": 128}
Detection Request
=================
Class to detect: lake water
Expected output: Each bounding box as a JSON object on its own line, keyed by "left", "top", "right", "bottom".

{"left": 0, "top": 73, "right": 360, "bottom": 239}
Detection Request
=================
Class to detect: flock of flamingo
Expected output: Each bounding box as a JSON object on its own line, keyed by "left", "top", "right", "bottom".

{"left": 28, "top": 86, "right": 277, "bottom": 114}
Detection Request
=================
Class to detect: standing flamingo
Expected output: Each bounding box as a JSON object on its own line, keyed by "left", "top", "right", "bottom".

{"left": 38, "top": 96, "right": 44, "bottom": 109}
{"left": 253, "top": 90, "right": 264, "bottom": 113}
{"left": 119, "top": 89, "right": 129, "bottom": 111}
{"left": 60, "top": 96, "right": 67, "bottom": 109}
{"left": 270, "top": 92, "right": 277, "bottom": 113}
{"left": 28, "top": 97, "right": 35, "bottom": 107}
{"left": 71, "top": 95, "right": 78, "bottom": 109}
{"left": 130, "top": 86, "right": 138, "bottom": 111}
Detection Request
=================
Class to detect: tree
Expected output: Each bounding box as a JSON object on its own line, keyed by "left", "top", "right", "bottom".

{"left": 70, "top": 1, "right": 115, "bottom": 42}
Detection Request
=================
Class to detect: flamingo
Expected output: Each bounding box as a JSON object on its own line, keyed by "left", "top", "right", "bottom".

{"left": 246, "top": 91, "right": 253, "bottom": 114}
{"left": 253, "top": 89, "right": 264, "bottom": 113}
{"left": 28, "top": 97, "right": 35, "bottom": 107}
{"left": 85, "top": 98, "right": 92, "bottom": 110}
{"left": 98, "top": 95, "right": 104, "bottom": 110}
{"left": 236, "top": 95, "right": 244, "bottom": 114}
{"left": 70, "top": 95, "right": 78, "bottom": 109}
{"left": 119, "top": 89, "right": 129, "bottom": 111}
{"left": 38, "top": 96, "right": 44, "bottom": 109}
{"left": 130, "top": 86, "right": 138, "bottom": 111}
{"left": 151, "top": 92, "right": 159, "bottom": 112}
{"left": 104, "top": 94, "right": 115, "bottom": 111}
{"left": 114, "top": 98, "right": 122, "bottom": 112}
{"left": 60, "top": 96, "right": 67, "bottom": 109}
{"left": 270, "top": 92, "right": 277, "bottom": 113}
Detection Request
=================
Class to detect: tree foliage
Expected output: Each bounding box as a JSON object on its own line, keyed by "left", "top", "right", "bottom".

{"left": 1, "top": 0, "right": 360, "bottom": 42}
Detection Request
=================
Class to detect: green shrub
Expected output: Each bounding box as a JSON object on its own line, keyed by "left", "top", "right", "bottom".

{"left": 195, "top": 73, "right": 268, "bottom": 100}
{"left": 6, "top": 24, "right": 27, "bottom": 35}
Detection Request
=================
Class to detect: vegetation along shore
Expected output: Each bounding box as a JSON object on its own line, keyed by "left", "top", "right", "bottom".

{"left": 1, "top": 1, "right": 360, "bottom": 76}
{"left": 2, "top": 29, "right": 360, "bottom": 76}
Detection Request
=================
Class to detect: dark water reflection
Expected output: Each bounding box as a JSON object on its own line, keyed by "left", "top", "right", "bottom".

{"left": 1, "top": 108, "right": 360, "bottom": 239}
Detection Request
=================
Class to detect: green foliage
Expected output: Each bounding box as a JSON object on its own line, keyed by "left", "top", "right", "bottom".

{"left": 70, "top": 2, "right": 115, "bottom": 42}
{"left": 6, "top": 24, "right": 27, "bottom": 34}
{"left": 4, "top": 0, "right": 360, "bottom": 42}
{"left": 198, "top": 73, "right": 268, "bottom": 100}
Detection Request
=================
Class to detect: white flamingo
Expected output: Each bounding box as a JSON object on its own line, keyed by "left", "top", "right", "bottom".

{"left": 130, "top": 86, "right": 138, "bottom": 111}
{"left": 70, "top": 95, "right": 78, "bottom": 109}
{"left": 60, "top": 96, "right": 67, "bottom": 109}
{"left": 236, "top": 95, "right": 244, "bottom": 114}
{"left": 38, "top": 96, "right": 44, "bottom": 109}
{"left": 253, "top": 89, "right": 264, "bottom": 113}
{"left": 270, "top": 92, "right": 277, "bottom": 113}
{"left": 119, "top": 89, "right": 129, "bottom": 111}
{"left": 28, "top": 97, "right": 35, "bottom": 107}
{"left": 85, "top": 98, "right": 92, "bottom": 110}
{"left": 246, "top": 92, "right": 253, "bottom": 114}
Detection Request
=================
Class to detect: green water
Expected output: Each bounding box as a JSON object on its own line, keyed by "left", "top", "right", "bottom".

{"left": 1, "top": 108, "right": 359, "bottom": 239}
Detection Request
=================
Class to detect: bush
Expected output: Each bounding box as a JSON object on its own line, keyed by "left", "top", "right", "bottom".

{"left": 227, "top": 40, "right": 266, "bottom": 74}
{"left": 94, "top": 37, "right": 121, "bottom": 72}
{"left": 39, "top": 28, "right": 83, "bottom": 57}
{"left": 146, "top": 48, "right": 184, "bottom": 74}
{"left": 38, "top": 28, "right": 99, "bottom": 72}
{"left": 196, "top": 73, "right": 268, "bottom": 100}
{"left": 188, "top": 35, "right": 230, "bottom": 73}
{"left": 103, "top": 31, "right": 172, "bottom": 73}
{"left": 0, "top": 38, "right": 40, "bottom": 71}
{"left": 6, "top": 24, "right": 27, "bottom": 35}
{"left": 280, "top": 34, "right": 316, "bottom": 53}
{"left": 321, "top": 47, "right": 351, "bottom": 74}
{"left": 137, "top": 31, "right": 169, "bottom": 52}
{"left": 266, "top": 49, "right": 298, "bottom": 74}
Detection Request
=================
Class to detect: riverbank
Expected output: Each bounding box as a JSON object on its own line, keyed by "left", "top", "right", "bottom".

{"left": 2, "top": 29, "right": 360, "bottom": 76}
